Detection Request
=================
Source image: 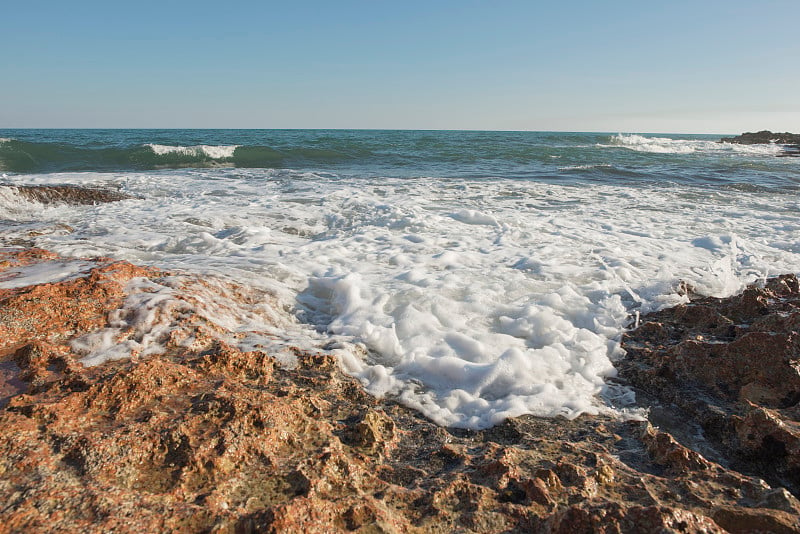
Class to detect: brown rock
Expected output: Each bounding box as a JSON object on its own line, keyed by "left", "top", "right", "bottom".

{"left": 4, "top": 184, "right": 133, "bottom": 205}
{"left": 641, "top": 423, "right": 712, "bottom": 474}
{"left": 621, "top": 273, "right": 800, "bottom": 498}
{"left": 3, "top": 248, "right": 800, "bottom": 532}
{"left": 353, "top": 410, "right": 398, "bottom": 455}
{"left": 712, "top": 505, "right": 800, "bottom": 534}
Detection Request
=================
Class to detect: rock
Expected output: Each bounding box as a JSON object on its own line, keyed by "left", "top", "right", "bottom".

{"left": 720, "top": 130, "right": 800, "bottom": 145}
{"left": 1, "top": 184, "right": 133, "bottom": 204}
{"left": 352, "top": 410, "right": 398, "bottom": 455}
{"left": 640, "top": 423, "right": 712, "bottom": 474}
{"left": 720, "top": 131, "right": 800, "bottom": 156}
{"left": 3, "top": 248, "right": 800, "bottom": 532}
{"left": 711, "top": 505, "right": 800, "bottom": 534}
{"left": 620, "top": 273, "right": 800, "bottom": 498}
{"left": 0, "top": 257, "right": 158, "bottom": 353}
{"left": 547, "top": 504, "right": 726, "bottom": 534}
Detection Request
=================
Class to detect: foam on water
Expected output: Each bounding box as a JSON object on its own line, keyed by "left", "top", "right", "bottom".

{"left": 606, "top": 134, "right": 785, "bottom": 155}
{"left": 558, "top": 164, "right": 615, "bottom": 171}
{"left": 4, "top": 167, "right": 800, "bottom": 429}
{"left": 0, "top": 259, "right": 97, "bottom": 289}
{"left": 0, "top": 185, "right": 79, "bottom": 233}
{"left": 72, "top": 274, "right": 303, "bottom": 368}
{"left": 0, "top": 186, "right": 36, "bottom": 214}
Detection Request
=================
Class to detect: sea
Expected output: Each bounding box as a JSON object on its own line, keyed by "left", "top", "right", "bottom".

{"left": 1, "top": 129, "right": 799, "bottom": 429}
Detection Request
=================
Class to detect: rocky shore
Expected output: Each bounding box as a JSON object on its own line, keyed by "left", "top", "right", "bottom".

{"left": 720, "top": 131, "right": 800, "bottom": 156}
{"left": 1, "top": 246, "right": 799, "bottom": 533}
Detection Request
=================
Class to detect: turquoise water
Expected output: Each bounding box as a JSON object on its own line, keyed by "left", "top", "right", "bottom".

{"left": 1, "top": 129, "right": 798, "bottom": 189}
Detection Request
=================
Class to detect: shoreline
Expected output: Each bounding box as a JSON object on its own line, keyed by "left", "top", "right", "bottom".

{"left": 1, "top": 246, "right": 799, "bottom": 532}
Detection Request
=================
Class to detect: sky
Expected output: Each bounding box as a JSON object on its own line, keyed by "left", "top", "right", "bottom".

{"left": 2, "top": 1, "right": 798, "bottom": 133}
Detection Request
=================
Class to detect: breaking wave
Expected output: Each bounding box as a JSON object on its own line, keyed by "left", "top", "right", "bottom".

{"left": 606, "top": 134, "right": 785, "bottom": 156}
{"left": 0, "top": 139, "right": 365, "bottom": 173}
{"left": 0, "top": 131, "right": 795, "bottom": 187}
{"left": 144, "top": 144, "right": 239, "bottom": 159}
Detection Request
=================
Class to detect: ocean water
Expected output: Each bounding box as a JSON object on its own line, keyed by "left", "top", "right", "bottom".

{"left": 1, "top": 129, "right": 799, "bottom": 429}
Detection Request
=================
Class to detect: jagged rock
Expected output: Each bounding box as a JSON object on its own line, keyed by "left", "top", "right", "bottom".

{"left": 1, "top": 184, "right": 133, "bottom": 204}
{"left": 620, "top": 273, "right": 800, "bottom": 499}
{"left": 352, "top": 410, "right": 398, "bottom": 455}
{"left": 640, "top": 423, "right": 713, "bottom": 474}
{"left": 2, "top": 248, "right": 800, "bottom": 532}
{"left": 720, "top": 131, "right": 800, "bottom": 145}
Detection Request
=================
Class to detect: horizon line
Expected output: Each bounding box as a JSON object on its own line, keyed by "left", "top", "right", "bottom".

{"left": 0, "top": 127, "right": 743, "bottom": 136}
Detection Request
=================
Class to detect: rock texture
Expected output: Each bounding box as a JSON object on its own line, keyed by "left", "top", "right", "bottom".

{"left": 1, "top": 184, "right": 133, "bottom": 205}
{"left": 1, "top": 248, "right": 799, "bottom": 533}
{"left": 720, "top": 131, "right": 800, "bottom": 156}
{"left": 619, "top": 274, "right": 800, "bottom": 502}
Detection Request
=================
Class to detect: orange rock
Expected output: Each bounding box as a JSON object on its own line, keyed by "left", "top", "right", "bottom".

{"left": 2, "top": 248, "right": 800, "bottom": 533}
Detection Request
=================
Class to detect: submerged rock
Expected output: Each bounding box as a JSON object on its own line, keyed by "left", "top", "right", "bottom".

{"left": 1, "top": 184, "right": 133, "bottom": 204}
{"left": 1, "top": 248, "right": 799, "bottom": 533}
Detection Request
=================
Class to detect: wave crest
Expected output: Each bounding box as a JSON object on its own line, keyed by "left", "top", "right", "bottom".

{"left": 145, "top": 144, "right": 239, "bottom": 160}
{"left": 606, "top": 134, "right": 784, "bottom": 156}
{"left": 0, "top": 139, "right": 356, "bottom": 173}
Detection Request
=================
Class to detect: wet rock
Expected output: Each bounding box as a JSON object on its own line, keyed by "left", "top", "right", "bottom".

{"left": 2, "top": 248, "right": 800, "bottom": 532}
{"left": 2, "top": 184, "right": 133, "bottom": 204}
{"left": 0, "top": 247, "right": 59, "bottom": 270}
{"left": 720, "top": 130, "right": 800, "bottom": 145}
{"left": 621, "top": 273, "right": 800, "bottom": 498}
{"left": 720, "top": 131, "right": 800, "bottom": 156}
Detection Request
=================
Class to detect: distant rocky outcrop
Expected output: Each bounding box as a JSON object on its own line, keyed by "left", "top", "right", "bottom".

{"left": 720, "top": 131, "right": 800, "bottom": 156}
{"left": 1, "top": 248, "right": 800, "bottom": 533}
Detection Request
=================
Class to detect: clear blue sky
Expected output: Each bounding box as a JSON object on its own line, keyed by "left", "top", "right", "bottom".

{"left": 2, "top": 1, "right": 798, "bottom": 133}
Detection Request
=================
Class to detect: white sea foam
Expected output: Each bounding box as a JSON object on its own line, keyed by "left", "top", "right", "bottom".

{"left": 145, "top": 144, "right": 239, "bottom": 159}
{"left": 558, "top": 164, "right": 614, "bottom": 171}
{"left": 0, "top": 259, "right": 96, "bottom": 289}
{"left": 73, "top": 274, "right": 303, "bottom": 368}
{"left": 8, "top": 168, "right": 800, "bottom": 429}
{"left": 606, "top": 134, "right": 784, "bottom": 156}
{"left": 0, "top": 186, "right": 35, "bottom": 214}
{"left": 450, "top": 209, "right": 499, "bottom": 226}
{"left": 0, "top": 185, "right": 76, "bottom": 220}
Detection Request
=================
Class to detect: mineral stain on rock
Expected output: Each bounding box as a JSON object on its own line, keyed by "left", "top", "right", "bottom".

{"left": 0, "top": 247, "right": 799, "bottom": 533}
